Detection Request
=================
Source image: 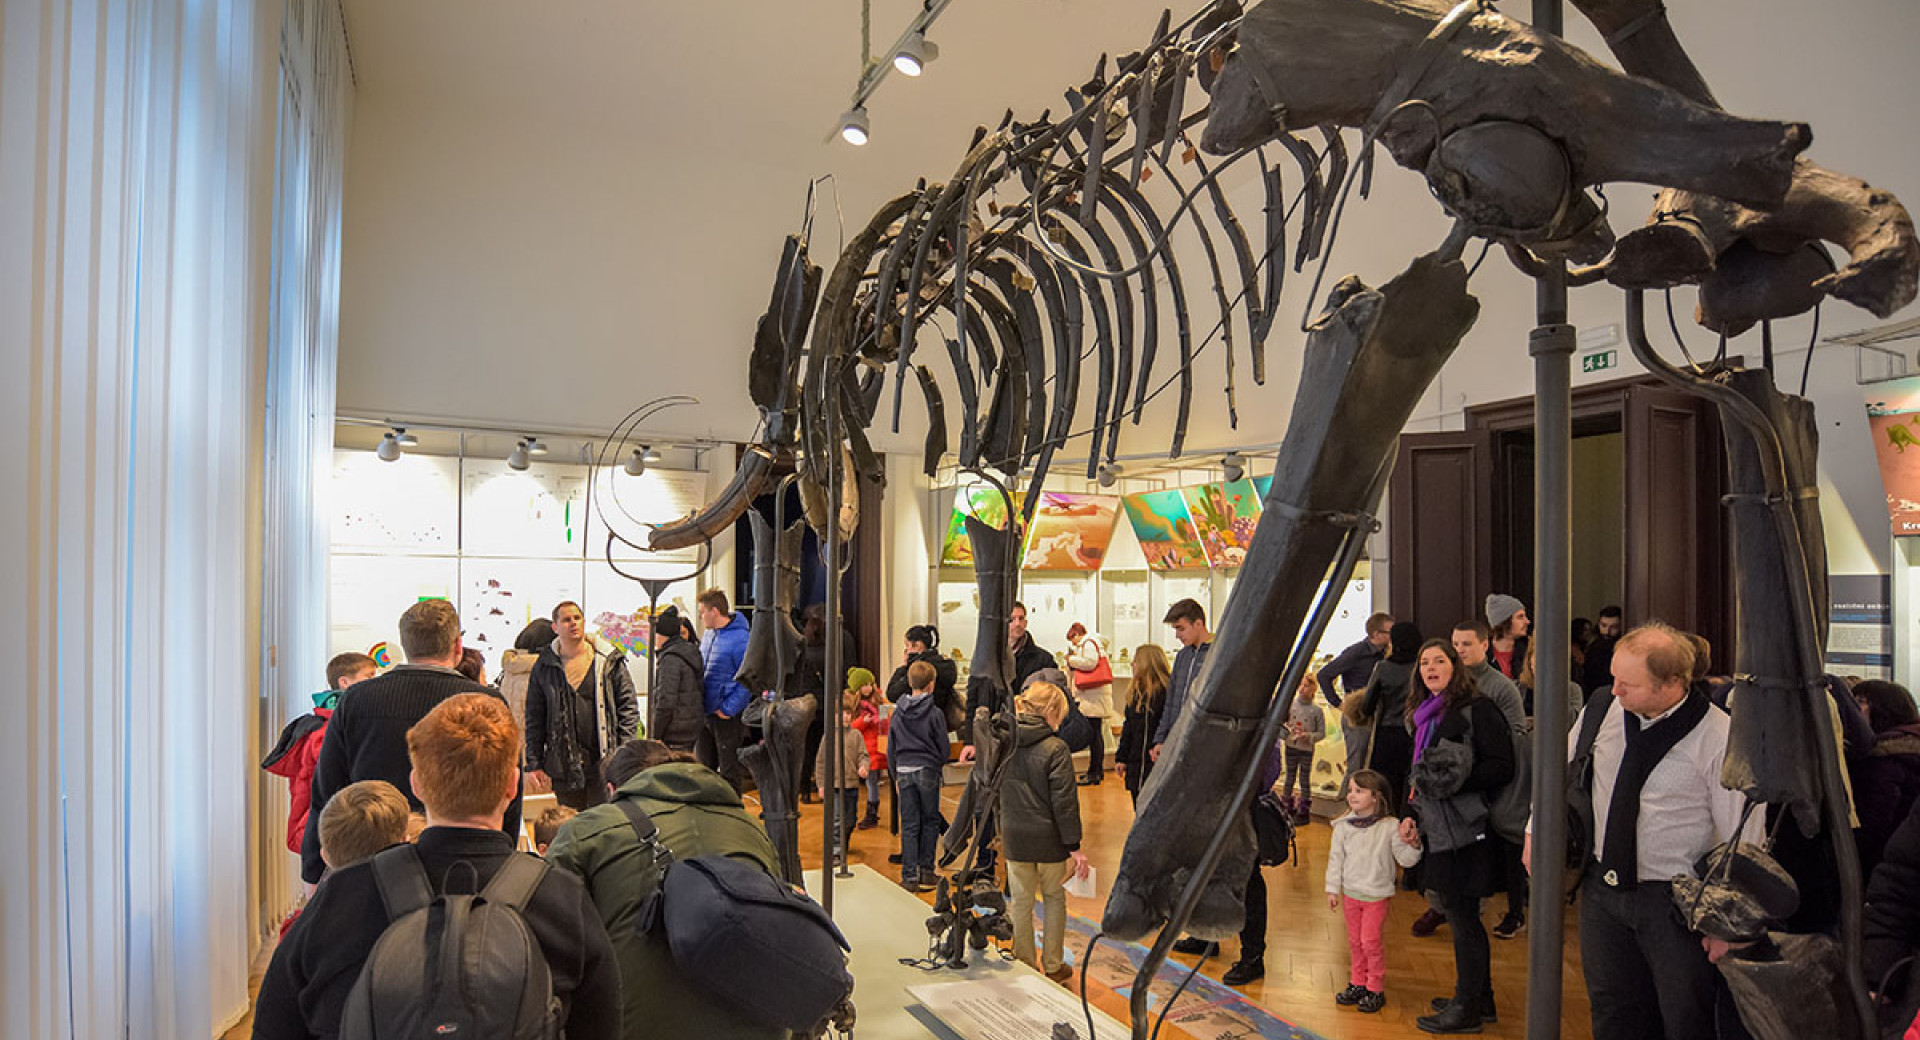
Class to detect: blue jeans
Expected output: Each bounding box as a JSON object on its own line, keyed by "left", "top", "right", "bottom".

{"left": 896, "top": 767, "right": 942, "bottom": 878}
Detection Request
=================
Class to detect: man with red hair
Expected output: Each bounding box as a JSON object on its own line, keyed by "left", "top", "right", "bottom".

{"left": 253, "top": 694, "right": 619, "bottom": 1040}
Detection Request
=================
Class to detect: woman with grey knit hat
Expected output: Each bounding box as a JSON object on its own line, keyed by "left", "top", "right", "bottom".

{"left": 1484, "top": 594, "right": 1529, "bottom": 683}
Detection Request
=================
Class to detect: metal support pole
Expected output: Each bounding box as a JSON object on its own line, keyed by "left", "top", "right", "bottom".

{"left": 823, "top": 421, "right": 846, "bottom": 911}
{"left": 1527, "top": 259, "right": 1574, "bottom": 1040}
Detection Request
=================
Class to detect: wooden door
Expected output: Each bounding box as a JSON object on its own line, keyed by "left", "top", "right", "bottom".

{"left": 1389, "top": 430, "right": 1496, "bottom": 640}
{"left": 1623, "top": 386, "right": 1728, "bottom": 657}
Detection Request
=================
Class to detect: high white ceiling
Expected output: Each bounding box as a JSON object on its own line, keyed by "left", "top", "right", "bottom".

{"left": 333, "top": 0, "right": 1920, "bottom": 461}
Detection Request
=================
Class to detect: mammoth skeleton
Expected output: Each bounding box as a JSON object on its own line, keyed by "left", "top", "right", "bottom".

{"left": 609, "top": 1, "right": 1915, "bottom": 1037}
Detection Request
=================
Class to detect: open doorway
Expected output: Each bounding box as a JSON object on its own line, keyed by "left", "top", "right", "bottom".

{"left": 1388, "top": 375, "right": 1730, "bottom": 666}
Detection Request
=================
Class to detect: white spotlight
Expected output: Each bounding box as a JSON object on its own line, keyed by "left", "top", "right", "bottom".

{"left": 395, "top": 427, "right": 418, "bottom": 448}
{"left": 1222, "top": 452, "right": 1245, "bottom": 483}
{"left": 839, "top": 106, "right": 871, "bottom": 146}
{"left": 1097, "top": 463, "right": 1122, "bottom": 488}
{"left": 894, "top": 33, "right": 939, "bottom": 76}
{"left": 624, "top": 448, "right": 648, "bottom": 477}
{"left": 508, "top": 440, "right": 531, "bottom": 471}
{"left": 526, "top": 438, "right": 549, "bottom": 457}
{"left": 376, "top": 432, "right": 402, "bottom": 462}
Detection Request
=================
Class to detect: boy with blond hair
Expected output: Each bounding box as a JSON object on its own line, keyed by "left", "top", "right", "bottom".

{"left": 316, "top": 779, "right": 410, "bottom": 870}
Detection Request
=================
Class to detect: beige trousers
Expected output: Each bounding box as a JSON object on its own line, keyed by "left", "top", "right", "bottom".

{"left": 1009, "top": 858, "right": 1071, "bottom": 974}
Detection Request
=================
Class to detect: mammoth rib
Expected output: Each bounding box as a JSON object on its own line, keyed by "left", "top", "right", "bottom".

{"left": 1157, "top": 50, "right": 1194, "bottom": 166}
{"left": 914, "top": 364, "right": 948, "bottom": 477}
{"left": 1273, "top": 132, "right": 1327, "bottom": 268}
{"left": 805, "top": 192, "right": 922, "bottom": 482}
{"left": 980, "top": 260, "right": 1051, "bottom": 464}
{"left": 1107, "top": 252, "right": 1480, "bottom": 943}
{"left": 648, "top": 445, "right": 777, "bottom": 552}
{"left": 1049, "top": 225, "right": 1117, "bottom": 478}
{"left": 970, "top": 286, "right": 1029, "bottom": 468}
{"left": 882, "top": 187, "right": 936, "bottom": 432}
{"left": 1194, "top": 149, "right": 1266, "bottom": 384}
{"left": 748, "top": 235, "right": 809, "bottom": 416}
{"left": 1103, "top": 172, "right": 1194, "bottom": 432}
{"left": 1005, "top": 237, "right": 1082, "bottom": 489}
{"left": 1202, "top": 0, "right": 1808, "bottom": 209}
{"left": 943, "top": 333, "right": 982, "bottom": 468}
{"left": 1147, "top": 153, "right": 1239, "bottom": 427}
{"left": 1254, "top": 158, "right": 1290, "bottom": 353}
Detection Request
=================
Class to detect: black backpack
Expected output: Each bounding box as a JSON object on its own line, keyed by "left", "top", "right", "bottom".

{"left": 1252, "top": 791, "right": 1299, "bottom": 867}
{"left": 615, "top": 799, "right": 854, "bottom": 1032}
{"left": 1566, "top": 690, "right": 1617, "bottom": 883}
{"left": 340, "top": 846, "right": 560, "bottom": 1040}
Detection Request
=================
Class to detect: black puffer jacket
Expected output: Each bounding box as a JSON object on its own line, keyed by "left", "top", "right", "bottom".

{"left": 650, "top": 639, "right": 705, "bottom": 751}
{"left": 999, "top": 713, "right": 1081, "bottom": 863}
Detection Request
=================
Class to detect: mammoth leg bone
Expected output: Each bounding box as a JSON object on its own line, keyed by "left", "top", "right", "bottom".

{"left": 1105, "top": 252, "right": 1478, "bottom": 947}
{"left": 740, "top": 694, "right": 817, "bottom": 885}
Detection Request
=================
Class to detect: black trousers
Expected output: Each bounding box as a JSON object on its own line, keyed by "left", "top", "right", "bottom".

{"left": 1441, "top": 888, "right": 1492, "bottom": 1006}
{"left": 1500, "top": 835, "right": 1529, "bottom": 917}
{"left": 1240, "top": 864, "right": 1267, "bottom": 961}
{"left": 695, "top": 713, "right": 747, "bottom": 792}
{"left": 1579, "top": 873, "right": 1718, "bottom": 1040}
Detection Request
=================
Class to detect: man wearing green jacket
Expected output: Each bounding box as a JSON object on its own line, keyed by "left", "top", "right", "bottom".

{"left": 546, "top": 740, "right": 784, "bottom": 1040}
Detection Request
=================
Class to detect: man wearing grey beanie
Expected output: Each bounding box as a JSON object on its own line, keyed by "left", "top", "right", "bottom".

{"left": 1484, "top": 593, "right": 1529, "bottom": 683}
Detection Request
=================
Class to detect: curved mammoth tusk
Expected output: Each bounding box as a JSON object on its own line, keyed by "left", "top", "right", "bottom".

{"left": 646, "top": 445, "right": 777, "bottom": 552}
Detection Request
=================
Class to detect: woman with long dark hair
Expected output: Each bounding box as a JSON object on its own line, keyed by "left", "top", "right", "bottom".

{"left": 1402, "top": 638, "right": 1515, "bottom": 1034}
{"left": 1113, "top": 643, "right": 1171, "bottom": 804}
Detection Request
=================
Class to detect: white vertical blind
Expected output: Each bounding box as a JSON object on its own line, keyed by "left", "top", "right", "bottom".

{"left": 0, "top": 1, "right": 286, "bottom": 1037}
{"left": 259, "top": 0, "right": 352, "bottom": 944}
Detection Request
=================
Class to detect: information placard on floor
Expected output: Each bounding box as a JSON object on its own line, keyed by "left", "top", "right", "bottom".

{"left": 907, "top": 976, "right": 1131, "bottom": 1040}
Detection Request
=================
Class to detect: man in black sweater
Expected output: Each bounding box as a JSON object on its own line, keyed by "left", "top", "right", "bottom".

{"left": 256, "top": 694, "right": 619, "bottom": 1040}
{"left": 299, "top": 599, "right": 520, "bottom": 884}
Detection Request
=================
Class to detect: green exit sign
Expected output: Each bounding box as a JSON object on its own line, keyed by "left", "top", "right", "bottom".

{"left": 1581, "top": 349, "right": 1617, "bottom": 373}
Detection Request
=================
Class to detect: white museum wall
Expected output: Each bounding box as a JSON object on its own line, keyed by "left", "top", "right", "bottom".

{"left": 334, "top": 0, "right": 1920, "bottom": 665}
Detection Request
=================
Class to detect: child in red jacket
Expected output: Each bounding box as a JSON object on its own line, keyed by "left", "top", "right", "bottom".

{"left": 262, "top": 653, "right": 375, "bottom": 854}
{"left": 848, "top": 668, "right": 889, "bottom": 829}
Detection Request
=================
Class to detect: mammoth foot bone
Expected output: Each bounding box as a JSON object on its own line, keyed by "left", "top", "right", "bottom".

{"left": 1203, "top": 0, "right": 1807, "bottom": 240}
{"left": 1104, "top": 252, "right": 1479, "bottom": 941}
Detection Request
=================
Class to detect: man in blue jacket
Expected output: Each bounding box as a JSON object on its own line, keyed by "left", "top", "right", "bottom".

{"left": 696, "top": 588, "right": 752, "bottom": 792}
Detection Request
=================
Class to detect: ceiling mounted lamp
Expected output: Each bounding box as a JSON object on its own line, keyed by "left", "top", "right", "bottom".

{"left": 838, "top": 105, "right": 871, "bottom": 146}
{"left": 525, "top": 438, "right": 549, "bottom": 457}
{"left": 893, "top": 32, "right": 939, "bottom": 76}
{"left": 624, "top": 447, "right": 649, "bottom": 477}
{"left": 375, "top": 430, "right": 403, "bottom": 462}
{"left": 395, "top": 427, "right": 419, "bottom": 448}
{"left": 507, "top": 439, "right": 531, "bottom": 471}
{"left": 1096, "top": 463, "right": 1123, "bottom": 488}
{"left": 1222, "top": 451, "right": 1245, "bottom": 483}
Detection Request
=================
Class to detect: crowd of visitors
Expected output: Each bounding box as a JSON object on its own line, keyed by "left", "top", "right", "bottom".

{"left": 266, "top": 579, "right": 1920, "bottom": 1040}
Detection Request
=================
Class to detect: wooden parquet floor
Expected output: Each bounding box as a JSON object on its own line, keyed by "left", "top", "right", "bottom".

{"left": 788, "top": 775, "right": 1596, "bottom": 1040}
{"left": 226, "top": 775, "right": 1597, "bottom": 1040}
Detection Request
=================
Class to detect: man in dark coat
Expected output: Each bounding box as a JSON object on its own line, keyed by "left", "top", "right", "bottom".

{"left": 257, "top": 694, "right": 618, "bottom": 1040}
{"left": 648, "top": 606, "right": 705, "bottom": 752}
{"left": 1008, "top": 601, "right": 1057, "bottom": 689}
{"left": 298, "top": 599, "right": 516, "bottom": 885}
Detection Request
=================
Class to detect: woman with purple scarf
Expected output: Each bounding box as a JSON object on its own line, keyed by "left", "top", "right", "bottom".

{"left": 1399, "top": 639, "right": 1516, "bottom": 1035}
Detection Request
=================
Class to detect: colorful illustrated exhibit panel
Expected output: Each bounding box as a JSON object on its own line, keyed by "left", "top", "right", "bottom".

{"left": 1180, "top": 479, "right": 1261, "bottom": 568}
{"left": 461, "top": 459, "right": 589, "bottom": 559}
{"left": 1022, "top": 492, "right": 1122, "bottom": 570}
{"left": 461, "top": 559, "right": 585, "bottom": 659}
{"left": 1866, "top": 375, "right": 1920, "bottom": 535}
{"left": 1121, "top": 489, "right": 1210, "bottom": 570}
{"left": 938, "top": 486, "right": 1026, "bottom": 567}
{"left": 329, "top": 554, "right": 458, "bottom": 658}
{"left": 586, "top": 466, "right": 706, "bottom": 564}
{"left": 332, "top": 450, "right": 459, "bottom": 553}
